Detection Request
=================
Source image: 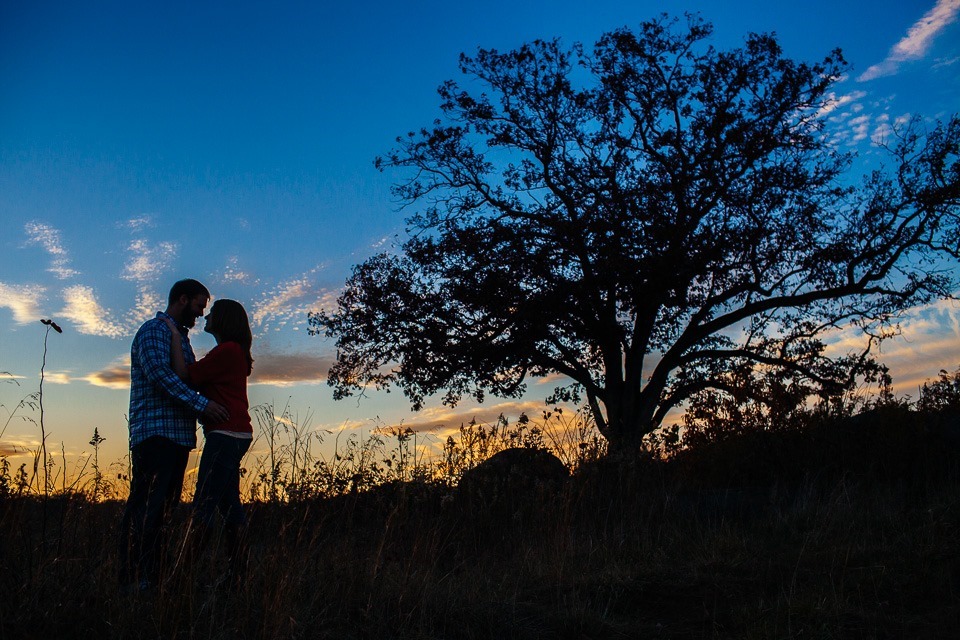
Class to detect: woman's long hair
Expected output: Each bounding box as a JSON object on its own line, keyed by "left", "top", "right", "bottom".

{"left": 207, "top": 299, "right": 253, "bottom": 376}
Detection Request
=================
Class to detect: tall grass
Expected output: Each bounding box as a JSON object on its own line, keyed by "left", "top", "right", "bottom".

{"left": 2, "top": 368, "right": 960, "bottom": 638}
{"left": 2, "top": 407, "right": 958, "bottom": 638}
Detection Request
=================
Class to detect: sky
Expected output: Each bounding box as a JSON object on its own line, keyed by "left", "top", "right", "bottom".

{"left": 2, "top": 0, "right": 960, "bottom": 469}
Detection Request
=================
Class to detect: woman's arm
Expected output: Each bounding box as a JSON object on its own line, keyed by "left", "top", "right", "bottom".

{"left": 162, "top": 317, "right": 190, "bottom": 381}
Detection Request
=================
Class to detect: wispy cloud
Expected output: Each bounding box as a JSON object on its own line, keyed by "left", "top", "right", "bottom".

{"left": 219, "top": 255, "right": 257, "bottom": 286}
{"left": 23, "top": 221, "right": 79, "bottom": 280}
{"left": 122, "top": 239, "right": 178, "bottom": 283}
{"left": 824, "top": 297, "right": 960, "bottom": 393}
{"left": 59, "top": 285, "right": 126, "bottom": 338}
{"left": 823, "top": 90, "right": 912, "bottom": 149}
{"left": 82, "top": 349, "right": 332, "bottom": 391}
{"left": 818, "top": 90, "right": 868, "bottom": 118}
{"left": 249, "top": 352, "right": 333, "bottom": 386}
{"left": 297, "top": 399, "right": 558, "bottom": 458}
{"left": 251, "top": 268, "right": 337, "bottom": 333}
{"left": 0, "top": 282, "right": 46, "bottom": 324}
{"left": 43, "top": 371, "right": 73, "bottom": 385}
{"left": 876, "top": 298, "right": 960, "bottom": 391}
{"left": 933, "top": 55, "right": 960, "bottom": 68}
{"left": 370, "top": 235, "right": 395, "bottom": 251}
{"left": 869, "top": 113, "right": 912, "bottom": 145}
{"left": 83, "top": 355, "right": 130, "bottom": 389}
{"left": 83, "top": 350, "right": 335, "bottom": 390}
{"left": 118, "top": 216, "right": 154, "bottom": 232}
{"left": 401, "top": 400, "right": 549, "bottom": 434}
{"left": 0, "top": 442, "right": 21, "bottom": 457}
{"left": 119, "top": 230, "right": 177, "bottom": 326}
{"left": 849, "top": 114, "right": 872, "bottom": 143}
{"left": 859, "top": 0, "right": 960, "bottom": 81}
{"left": 0, "top": 439, "right": 38, "bottom": 458}
{"left": 126, "top": 287, "right": 165, "bottom": 327}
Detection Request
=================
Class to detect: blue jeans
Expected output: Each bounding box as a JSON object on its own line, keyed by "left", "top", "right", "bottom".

{"left": 118, "top": 436, "right": 190, "bottom": 585}
{"left": 193, "top": 433, "right": 251, "bottom": 527}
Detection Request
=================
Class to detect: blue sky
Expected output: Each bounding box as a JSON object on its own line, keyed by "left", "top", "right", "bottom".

{"left": 2, "top": 0, "right": 959, "bottom": 466}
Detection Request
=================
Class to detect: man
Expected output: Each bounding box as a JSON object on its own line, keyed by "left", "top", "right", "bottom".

{"left": 118, "top": 278, "right": 229, "bottom": 591}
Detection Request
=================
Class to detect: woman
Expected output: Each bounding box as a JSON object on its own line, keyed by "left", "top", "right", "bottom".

{"left": 165, "top": 298, "right": 253, "bottom": 576}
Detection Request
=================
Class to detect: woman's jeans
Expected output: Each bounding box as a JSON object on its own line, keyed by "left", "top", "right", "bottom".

{"left": 193, "top": 432, "right": 251, "bottom": 527}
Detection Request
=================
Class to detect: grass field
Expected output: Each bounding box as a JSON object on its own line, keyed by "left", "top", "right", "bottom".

{"left": 2, "top": 404, "right": 959, "bottom": 639}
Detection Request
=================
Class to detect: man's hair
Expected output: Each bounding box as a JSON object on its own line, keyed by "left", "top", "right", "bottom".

{"left": 168, "top": 279, "right": 210, "bottom": 305}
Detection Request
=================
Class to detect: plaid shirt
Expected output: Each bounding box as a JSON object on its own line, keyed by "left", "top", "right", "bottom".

{"left": 128, "top": 312, "right": 209, "bottom": 449}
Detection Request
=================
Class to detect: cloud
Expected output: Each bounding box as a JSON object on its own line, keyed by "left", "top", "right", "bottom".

{"left": 0, "top": 442, "right": 21, "bottom": 456}
{"left": 302, "top": 399, "right": 560, "bottom": 458}
{"left": 932, "top": 55, "right": 960, "bottom": 68}
{"left": 82, "top": 351, "right": 333, "bottom": 390}
{"left": 113, "top": 220, "right": 176, "bottom": 326}
{"left": 534, "top": 371, "right": 569, "bottom": 387}
{"left": 867, "top": 113, "right": 912, "bottom": 146}
{"left": 43, "top": 371, "right": 73, "bottom": 385}
{"left": 126, "top": 287, "right": 165, "bottom": 327}
{"left": 370, "top": 235, "right": 395, "bottom": 251}
{"left": 249, "top": 352, "right": 333, "bottom": 386}
{"left": 823, "top": 297, "right": 960, "bottom": 394}
{"left": 400, "top": 400, "right": 549, "bottom": 434}
{"left": 251, "top": 269, "right": 337, "bottom": 333}
{"left": 23, "top": 221, "right": 79, "bottom": 280}
{"left": 83, "top": 356, "right": 130, "bottom": 389}
{"left": 848, "top": 114, "right": 872, "bottom": 143}
{"left": 875, "top": 299, "right": 960, "bottom": 391}
{"left": 870, "top": 113, "right": 893, "bottom": 144}
{"left": 118, "top": 216, "right": 154, "bottom": 232}
{"left": 0, "top": 439, "right": 37, "bottom": 458}
{"left": 818, "top": 90, "right": 867, "bottom": 118}
{"left": 859, "top": 0, "right": 960, "bottom": 81}
{"left": 0, "top": 282, "right": 45, "bottom": 324}
{"left": 219, "top": 255, "right": 256, "bottom": 285}
{"left": 59, "top": 285, "right": 127, "bottom": 338}
{"left": 122, "top": 239, "right": 178, "bottom": 283}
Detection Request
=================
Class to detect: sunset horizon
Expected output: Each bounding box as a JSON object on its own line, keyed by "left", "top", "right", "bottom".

{"left": 2, "top": 0, "right": 959, "bottom": 469}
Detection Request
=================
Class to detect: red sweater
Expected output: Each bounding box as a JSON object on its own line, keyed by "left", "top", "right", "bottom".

{"left": 188, "top": 341, "right": 252, "bottom": 435}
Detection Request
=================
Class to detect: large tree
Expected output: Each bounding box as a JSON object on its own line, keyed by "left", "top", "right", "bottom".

{"left": 311, "top": 15, "right": 960, "bottom": 453}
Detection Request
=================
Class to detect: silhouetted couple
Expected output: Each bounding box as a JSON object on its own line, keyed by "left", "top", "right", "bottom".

{"left": 118, "top": 279, "right": 254, "bottom": 593}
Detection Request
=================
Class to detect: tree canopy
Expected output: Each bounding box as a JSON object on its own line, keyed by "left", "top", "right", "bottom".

{"left": 311, "top": 15, "right": 960, "bottom": 452}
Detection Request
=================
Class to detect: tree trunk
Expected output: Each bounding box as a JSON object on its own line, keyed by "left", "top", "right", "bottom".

{"left": 601, "top": 405, "right": 654, "bottom": 458}
{"left": 600, "top": 384, "right": 663, "bottom": 457}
